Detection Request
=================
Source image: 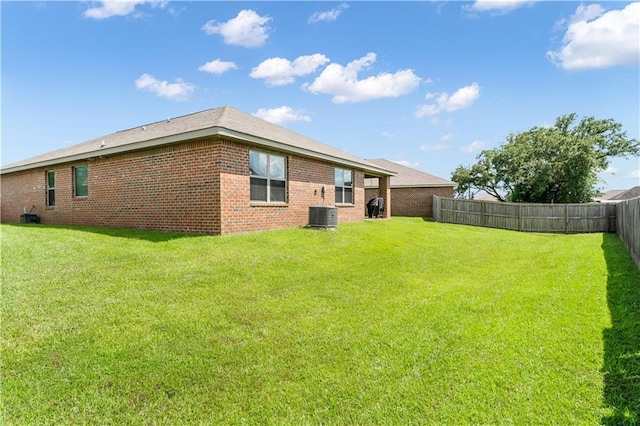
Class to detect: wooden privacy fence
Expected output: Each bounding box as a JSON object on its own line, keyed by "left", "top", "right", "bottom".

{"left": 433, "top": 196, "right": 617, "bottom": 233}
{"left": 616, "top": 197, "right": 640, "bottom": 268}
{"left": 433, "top": 195, "right": 640, "bottom": 267}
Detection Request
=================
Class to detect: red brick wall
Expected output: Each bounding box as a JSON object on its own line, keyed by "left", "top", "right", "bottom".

{"left": 365, "top": 186, "right": 454, "bottom": 217}
{"left": 1, "top": 138, "right": 370, "bottom": 235}
{"left": 216, "top": 141, "right": 365, "bottom": 235}
{"left": 1, "top": 140, "right": 222, "bottom": 234}
{"left": 1, "top": 168, "right": 49, "bottom": 223}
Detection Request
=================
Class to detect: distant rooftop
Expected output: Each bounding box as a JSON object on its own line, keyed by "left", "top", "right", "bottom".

{"left": 594, "top": 187, "right": 640, "bottom": 203}
{"left": 610, "top": 186, "right": 640, "bottom": 200}
{"left": 363, "top": 158, "right": 456, "bottom": 188}
{"left": 595, "top": 189, "right": 627, "bottom": 201}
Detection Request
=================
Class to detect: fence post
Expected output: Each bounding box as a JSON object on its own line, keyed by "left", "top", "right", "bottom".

{"left": 565, "top": 204, "right": 569, "bottom": 233}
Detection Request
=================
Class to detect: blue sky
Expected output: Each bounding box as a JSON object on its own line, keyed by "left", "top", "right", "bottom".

{"left": 2, "top": 1, "right": 639, "bottom": 192}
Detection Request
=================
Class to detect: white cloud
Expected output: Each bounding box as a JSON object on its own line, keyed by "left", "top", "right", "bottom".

{"left": 461, "top": 140, "right": 485, "bottom": 154}
{"left": 198, "top": 59, "right": 238, "bottom": 75}
{"left": 569, "top": 4, "right": 606, "bottom": 24}
{"left": 84, "top": 0, "right": 167, "bottom": 19}
{"left": 420, "top": 144, "right": 451, "bottom": 151}
{"left": 250, "top": 54, "right": 330, "bottom": 86}
{"left": 253, "top": 106, "right": 311, "bottom": 125}
{"left": 629, "top": 170, "right": 640, "bottom": 179}
{"left": 601, "top": 166, "right": 618, "bottom": 175}
{"left": 415, "top": 82, "right": 481, "bottom": 117}
{"left": 465, "top": 0, "right": 536, "bottom": 14}
{"left": 202, "top": 10, "right": 271, "bottom": 48}
{"left": 381, "top": 132, "right": 395, "bottom": 139}
{"left": 547, "top": 3, "right": 640, "bottom": 70}
{"left": 440, "top": 133, "right": 454, "bottom": 142}
{"left": 309, "top": 3, "right": 349, "bottom": 23}
{"left": 135, "top": 73, "right": 195, "bottom": 101}
{"left": 304, "top": 53, "right": 421, "bottom": 103}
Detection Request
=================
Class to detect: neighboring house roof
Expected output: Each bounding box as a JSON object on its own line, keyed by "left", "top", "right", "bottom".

{"left": 1, "top": 106, "right": 395, "bottom": 177}
{"left": 610, "top": 186, "right": 640, "bottom": 200}
{"left": 595, "top": 189, "right": 626, "bottom": 202}
{"left": 363, "top": 158, "right": 456, "bottom": 188}
{"left": 595, "top": 187, "right": 640, "bottom": 203}
{"left": 474, "top": 192, "right": 500, "bottom": 202}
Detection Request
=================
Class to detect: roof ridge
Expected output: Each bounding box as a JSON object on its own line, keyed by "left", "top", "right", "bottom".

{"left": 115, "top": 106, "right": 226, "bottom": 133}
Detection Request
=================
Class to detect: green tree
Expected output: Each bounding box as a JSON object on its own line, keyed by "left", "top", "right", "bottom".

{"left": 452, "top": 114, "right": 639, "bottom": 203}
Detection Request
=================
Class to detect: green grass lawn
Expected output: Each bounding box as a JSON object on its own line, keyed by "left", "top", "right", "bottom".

{"left": 2, "top": 218, "right": 639, "bottom": 424}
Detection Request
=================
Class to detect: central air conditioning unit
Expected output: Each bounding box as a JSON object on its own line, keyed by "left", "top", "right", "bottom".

{"left": 308, "top": 205, "right": 338, "bottom": 229}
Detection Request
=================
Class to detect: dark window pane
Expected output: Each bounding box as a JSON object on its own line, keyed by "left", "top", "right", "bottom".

{"left": 75, "top": 166, "right": 88, "bottom": 197}
{"left": 47, "top": 189, "right": 55, "bottom": 207}
{"left": 47, "top": 171, "right": 55, "bottom": 188}
{"left": 250, "top": 177, "right": 267, "bottom": 201}
{"left": 270, "top": 180, "right": 286, "bottom": 202}
{"left": 335, "top": 186, "right": 343, "bottom": 203}
{"left": 344, "top": 187, "right": 353, "bottom": 204}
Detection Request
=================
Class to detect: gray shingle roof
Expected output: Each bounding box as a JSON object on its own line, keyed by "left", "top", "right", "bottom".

{"left": 610, "top": 186, "right": 640, "bottom": 200}
{"left": 595, "top": 189, "right": 626, "bottom": 201}
{"left": 1, "top": 106, "right": 395, "bottom": 176}
{"left": 363, "top": 158, "right": 456, "bottom": 188}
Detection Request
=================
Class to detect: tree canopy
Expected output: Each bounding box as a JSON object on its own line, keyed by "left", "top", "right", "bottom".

{"left": 451, "top": 114, "right": 639, "bottom": 203}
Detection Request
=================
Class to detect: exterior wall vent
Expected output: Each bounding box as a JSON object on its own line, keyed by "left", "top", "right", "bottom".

{"left": 308, "top": 205, "right": 337, "bottom": 229}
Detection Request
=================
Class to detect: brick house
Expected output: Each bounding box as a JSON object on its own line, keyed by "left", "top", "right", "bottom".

{"left": 0, "top": 106, "right": 395, "bottom": 235}
{"left": 364, "top": 158, "right": 456, "bottom": 217}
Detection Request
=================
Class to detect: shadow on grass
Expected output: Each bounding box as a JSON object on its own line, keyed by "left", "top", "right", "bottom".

{"left": 1, "top": 223, "right": 201, "bottom": 243}
{"left": 601, "top": 232, "right": 640, "bottom": 424}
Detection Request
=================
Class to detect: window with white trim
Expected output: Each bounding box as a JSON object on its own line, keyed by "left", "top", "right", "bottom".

{"left": 335, "top": 168, "right": 353, "bottom": 204}
{"left": 250, "top": 151, "right": 287, "bottom": 202}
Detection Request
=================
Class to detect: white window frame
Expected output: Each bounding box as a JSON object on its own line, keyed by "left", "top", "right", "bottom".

{"left": 335, "top": 168, "right": 353, "bottom": 204}
{"left": 249, "top": 151, "right": 287, "bottom": 203}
